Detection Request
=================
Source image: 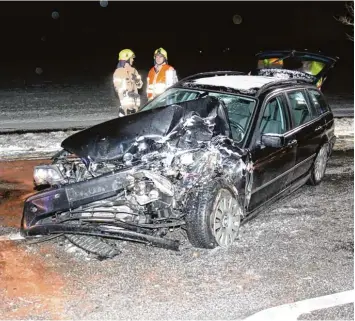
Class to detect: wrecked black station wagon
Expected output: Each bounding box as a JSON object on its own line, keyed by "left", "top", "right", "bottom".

{"left": 21, "top": 50, "right": 338, "bottom": 257}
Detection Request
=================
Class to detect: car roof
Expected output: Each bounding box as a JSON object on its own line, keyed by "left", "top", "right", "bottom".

{"left": 177, "top": 72, "right": 313, "bottom": 97}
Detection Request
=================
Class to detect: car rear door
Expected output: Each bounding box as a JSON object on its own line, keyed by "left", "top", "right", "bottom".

{"left": 307, "top": 88, "right": 336, "bottom": 151}
{"left": 254, "top": 50, "right": 338, "bottom": 89}
{"left": 248, "top": 93, "right": 297, "bottom": 212}
{"left": 284, "top": 88, "right": 326, "bottom": 183}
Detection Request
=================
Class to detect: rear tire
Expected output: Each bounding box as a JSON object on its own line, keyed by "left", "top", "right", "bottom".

{"left": 185, "top": 179, "right": 242, "bottom": 249}
{"left": 308, "top": 143, "right": 329, "bottom": 186}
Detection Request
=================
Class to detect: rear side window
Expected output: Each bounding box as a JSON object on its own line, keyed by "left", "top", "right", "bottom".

{"left": 307, "top": 89, "right": 330, "bottom": 115}
{"left": 286, "top": 90, "right": 316, "bottom": 127}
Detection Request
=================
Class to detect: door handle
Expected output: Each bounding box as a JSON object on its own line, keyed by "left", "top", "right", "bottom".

{"left": 287, "top": 139, "right": 297, "bottom": 148}
{"left": 315, "top": 126, "right": 323, "bottom": 132}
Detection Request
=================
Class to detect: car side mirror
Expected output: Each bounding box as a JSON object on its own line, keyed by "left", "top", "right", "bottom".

{"left": 260, "top": 133, "right": 285, "bottom": 148}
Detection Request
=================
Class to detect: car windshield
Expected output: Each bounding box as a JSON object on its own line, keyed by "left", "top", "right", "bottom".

{"left": 140, "top": 87, "right": 257, "bottom": 144}
{"left": 140, "top": 88, "right": 204, "bottom": 111}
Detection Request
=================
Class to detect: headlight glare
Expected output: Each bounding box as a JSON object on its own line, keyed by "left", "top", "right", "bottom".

{"left": 33, "top": 165, "right": 64, "bottom": 186}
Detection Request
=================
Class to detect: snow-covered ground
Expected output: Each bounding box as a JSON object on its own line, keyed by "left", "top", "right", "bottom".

{"left": 0, "top": 130, "right": 77, "bottom": 160}
{"left": 0, "top": 85, "right": 352, "bottom": 132}
{"left": 0, "top": 85, "right": 353, "bottom": 160}
{"left": 335, "top": 118, "right": 354, "bottom": 137}
{"left": 0, "top": 118, "right": 352, "bottom": 161}
{"left": 0, "top": 84, "right": 119, "bottom": 132}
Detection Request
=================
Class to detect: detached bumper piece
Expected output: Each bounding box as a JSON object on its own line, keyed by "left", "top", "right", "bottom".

{"left": 66, "top": 234, "right": 121, "bottom": 259}
{"left": 21, "top": 169, "right": 180, "bottom": 253}
{"left": 22, "top": 169, "right": 131, "bottom": 230}
{"left": 25, "top": 223, "right": 180, "bottom": 251}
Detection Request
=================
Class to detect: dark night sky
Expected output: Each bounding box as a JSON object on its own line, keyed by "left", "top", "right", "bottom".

{"left": 0, "top": 1, "right": 353, "bottom": 93}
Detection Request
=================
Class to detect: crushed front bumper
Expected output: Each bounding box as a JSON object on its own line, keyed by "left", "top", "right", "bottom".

{"left": 21, "top": 170, "right": 180, "bottom": 251}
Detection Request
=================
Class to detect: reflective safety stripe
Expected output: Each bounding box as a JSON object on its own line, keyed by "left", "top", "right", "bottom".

{"left": 147, "top": 83, "right": 167, "bottom": 97}
{"left": 316, "top": 77, "right": 323, "bottom": 88}
{"left": 154, "top": 83, "right": 167, "bottom": 95}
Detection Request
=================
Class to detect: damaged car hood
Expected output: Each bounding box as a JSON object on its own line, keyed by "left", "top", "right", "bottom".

{"left": 61, "top": 96, "right": 232, "bottom": 162}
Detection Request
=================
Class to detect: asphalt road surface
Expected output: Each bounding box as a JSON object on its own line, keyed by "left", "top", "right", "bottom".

{"left": 0, "top": 149, "right": 353, "bottom": 320}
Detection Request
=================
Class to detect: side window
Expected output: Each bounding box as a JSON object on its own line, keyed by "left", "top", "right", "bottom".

{"left": 287, "top": 90, "right": 315, "bottom": 127}
{"left": 223, "top": 96, "right": 256, "bottom": 143}
{"left": 308, "top": 89, "right": 330, "bottom": 115}
{"left": 260, "top": 96, "right": 288, "bottom": 135}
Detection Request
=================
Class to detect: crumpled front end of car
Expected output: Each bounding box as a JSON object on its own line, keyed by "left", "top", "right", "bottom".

{"left": 21, "top": 97, "right": 253, "bottom": 253}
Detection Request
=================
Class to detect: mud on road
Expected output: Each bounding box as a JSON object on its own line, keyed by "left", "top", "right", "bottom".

{"left": 0, "top": 151, "right": 353, "bottom": 320}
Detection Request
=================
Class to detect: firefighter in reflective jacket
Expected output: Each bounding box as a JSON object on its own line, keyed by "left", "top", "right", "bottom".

{"left": 147, "top": 47, "right": 178, "bottom": 100}
{"left": 300, "top": 60, "right": 325, "bottom": 88}
{"left": 113, "top": 49, "right": 143, "bottom": 116}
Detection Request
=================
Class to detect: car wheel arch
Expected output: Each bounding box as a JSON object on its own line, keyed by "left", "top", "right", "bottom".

{"left": 184, "top": 177, "right": 244, "bottom": 249}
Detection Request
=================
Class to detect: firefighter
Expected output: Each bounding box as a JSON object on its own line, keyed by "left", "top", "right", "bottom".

{"left": 113, "top": 49, "right": 143, "bottom": 116}
{"left": 147, "top": 47, "right": 178, "bottom": 101}
{"left": 300, "top": 60, "right": 325, "bottom": 88}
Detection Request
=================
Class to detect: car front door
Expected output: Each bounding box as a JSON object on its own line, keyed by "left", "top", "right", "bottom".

{"left": 248, "top": 93, "right": 297, "bottom": 212}
{"left": 284, "top": 88, "right": 325, "bottom": 183}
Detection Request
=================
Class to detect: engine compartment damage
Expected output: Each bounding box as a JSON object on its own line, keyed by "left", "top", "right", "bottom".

{"left": 21, "top": 96, "right": 253, "bottom": 257}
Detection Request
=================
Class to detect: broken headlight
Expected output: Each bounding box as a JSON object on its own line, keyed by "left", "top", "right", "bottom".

{"left": 130, "top": 170, "right": 174, "bottom": 206}
{"left": 132, "top": 179, "right": 160, "bottom": 205}
{"left": 33, "top": 165, "right": 65, "bottom": 186}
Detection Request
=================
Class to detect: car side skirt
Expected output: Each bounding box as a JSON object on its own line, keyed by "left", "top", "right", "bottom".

{"left": 242, "top": 172, "right": 311, "bottom": 224}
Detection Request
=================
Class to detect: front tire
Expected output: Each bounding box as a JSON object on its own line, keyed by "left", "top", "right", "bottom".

{"left": 185, "top": 179, "right": 242, "bottom": 249}
{"left": 308, "top": 143, "right": 329, "bottom": 186}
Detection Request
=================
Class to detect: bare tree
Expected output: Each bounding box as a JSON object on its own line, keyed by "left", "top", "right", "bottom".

{"left": 336, "top": 2, "right": 354, "bottom": 41}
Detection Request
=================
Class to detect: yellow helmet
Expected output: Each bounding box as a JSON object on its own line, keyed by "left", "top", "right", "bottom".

{"left": 118, "top": 49, "right": 135, "bottom": 61}
{"left": 154, "top": 47, "right": 168, "bottom": 60}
